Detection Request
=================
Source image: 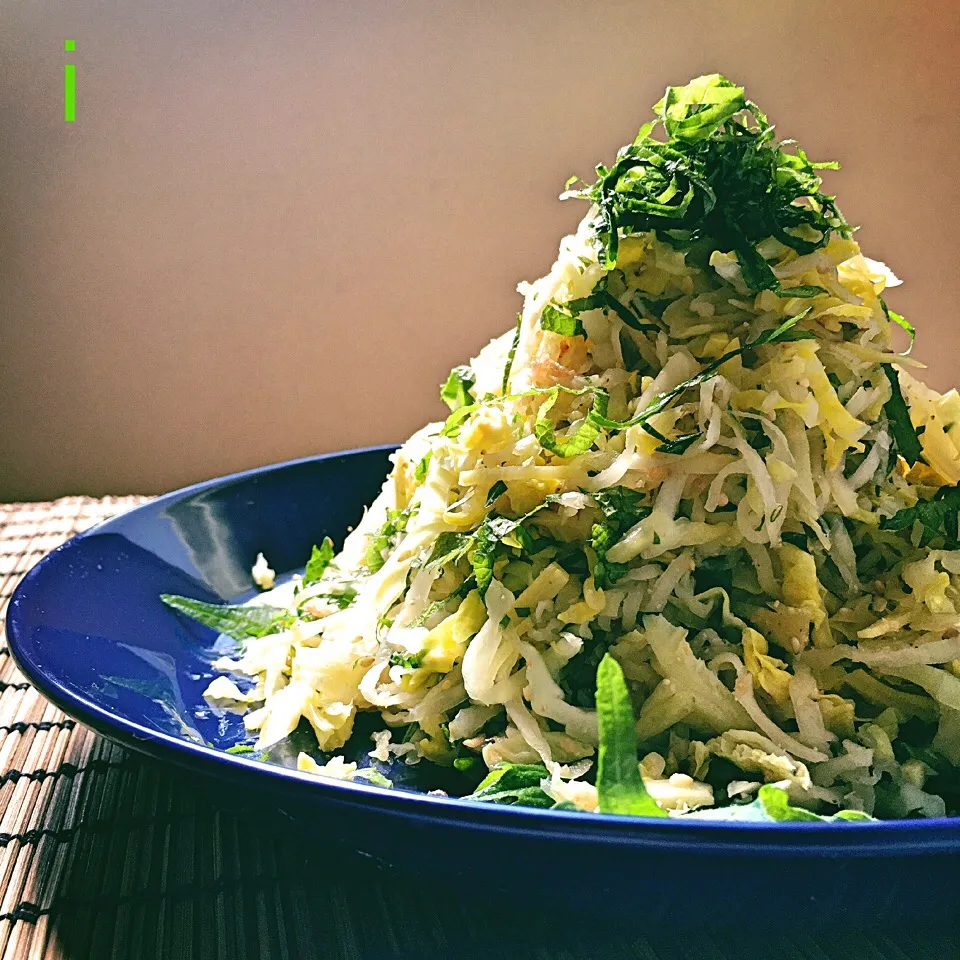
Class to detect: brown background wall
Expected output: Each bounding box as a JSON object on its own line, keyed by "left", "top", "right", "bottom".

{"left": 2, "top": 1, "right": 959, "bottom": 499}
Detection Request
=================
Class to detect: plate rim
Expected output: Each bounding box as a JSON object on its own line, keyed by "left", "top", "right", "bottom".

{"left": 9, "top": 446, "right": 960, "bottom": 856}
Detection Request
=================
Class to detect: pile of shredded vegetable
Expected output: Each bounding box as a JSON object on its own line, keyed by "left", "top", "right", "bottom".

{"left": 167, "top": 75, "right": 960, "bottom": 820}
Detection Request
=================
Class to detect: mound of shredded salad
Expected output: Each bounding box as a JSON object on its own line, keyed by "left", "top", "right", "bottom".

{"left": 166, "top": 75, "right": 960, "bottom": 821}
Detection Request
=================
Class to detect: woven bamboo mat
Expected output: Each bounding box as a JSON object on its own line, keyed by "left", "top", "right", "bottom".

{"left": 0, "top": 497, "right": 957, "bottom": 960}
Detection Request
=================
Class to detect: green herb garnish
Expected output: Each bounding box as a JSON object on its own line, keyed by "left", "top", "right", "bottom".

{"left": 466, "top": 763, "right": 555, "bottom": 808}
{"left": 160, "top": 595, "right": 288, "bottom": 642}
{"left": 485, "top": 480, "right": 508, "bottom": 507}
{"left": 389, "top": 650, "right": 425, "bottom": 669}
{"left": 589, "top": 486, "right": 651, "bottom": 589}
{"left": 881, "top": 297, "right": 916, "bottom": 355}
{"left": 501, "top": 313, "right": 522, "bottom": 396}
{"left": 595, "top": 654, "right": 667, "bottom": 817}
{"left": 365, "top": 508, "right": 413, "bottom": 573}
{"left": 414, "top": 452, "right": 432, "bottom": 483}
{"left": 881, "top": 365, "right": 923, "bottom": 466}
{"left": 441, "top": 365, "right": 476, "bottom": 412}
{"left": 302, "top": 537, "right": 335, "bottom": 587}
{"left": 685, "top": 784, "right": 873, "bottom": 822}
{"left": 564, "top": 74, "right": 849, "bottom": 291}
{"left": 540, "top": 304, "right": 585, "bottom": 338}
{"left": 880, "top": 484, "right": 960, "bottom": 547}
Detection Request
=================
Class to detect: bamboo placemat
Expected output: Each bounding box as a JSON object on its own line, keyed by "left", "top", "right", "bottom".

{"left": 0, "top": 497, "right": 957, "bottom": 960}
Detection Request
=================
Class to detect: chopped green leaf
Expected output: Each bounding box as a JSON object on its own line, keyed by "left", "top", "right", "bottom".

{"left": 569, "top": 290, "right": 658, "bottom": 333}
{"left": 683, "top": 784, "right": 873, "bottom": 822}
{"left": 564, "top": 74, "right": 849, "bottom": 285}
{"left": 414, "top": 452, "right": 432, "bottom": 483}
{"left": 441, "top": 365, "right": 476, "bottom": 412}
{"left": 882, "top": 365, "right": 922, "bottom": 466}
{"left": 880, "top": 484, "right": 960, "bottom": 547}
{"left": 310, "top": 586, "right": 358, "bottom": 610}
{"left": 656, "top": 432, "right": 700, "bottom": 455}
{"left": 226, "top": 743, "right": 255, "bottom": 755}
{"left": 353, "top": 769, "right": 393, "bottom": 788}
{"left": 471, "top": 521, "right": 499, "bottom": 596}
{"left": 591, "top": 485, "right": 649, "bottom": 523}
{"left": 466, "top": 763, "right": 554, "bottom": 808}
{"left": 619, "top": 329, "right": 644, "bottom": 371}
{"left": 502, "top": 313, "right": 523, "bottom": 395}
{"left": 389, "top": 650, "right": 425, "bottom": 669}
{"left": 303, "top": 537, "right": 335, "bottom": 587}
{"left": 540, "top": 305, "right": 585, "bottom": 337}
{"left": 591, "top": 521, "right": 628, "bottom": 589}
{"left": 160, "top": 595, "right": 287, "bottom": 642}
{"left": 880, "top": 297, "right": 916, "bottom": 355}
{"left": 365, "top": 508, "right": 413, "bottom": 573}
{"left": 425, "top": 531, "right": 472, "bottom": 571}
{"left": 595, "top": 654, "right": 667, "bottom": 817}
{"left": 535, "top": 387, "right": 609, "bottom": 459}
{"left": 486, "top": 480, "right": 508, "bottom": 507}
{"left": 589, "top": 487, "right": 650, "bottom": 588}
{"left": 453, "top": 756, "right": 481, "bottom": 773}
{"left": 655, "top": 73, "right": 745, "bottom": 142}
{"left": 441, "top": 403, "right": 476, "bottom": 438}
{"left": 777, "top": 284, "right": 828, "bottom": 298}
{"left": 461, "top": 496, "right": 563, "bottom": 596}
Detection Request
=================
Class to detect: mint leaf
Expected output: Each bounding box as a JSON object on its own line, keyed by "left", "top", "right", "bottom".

{"left": 425, "top": 531, "right": 472, "bottom": 571}
{"left": 303, "top": 537, "right": 335, "bottom": 587}
{"left": 881, "top": 297, "right": 915, "bottom": 355}
{"left": 471, "top": 520, "right": 499, "bottom": 596}
{"left": 441, "top": 365, "right": 476, "bottom": 412}
{"left": 414, "top": 452, "right": 432, "bottom": 483}
{"left": 655, "top": 73, "right": 745, "bottom": 142}
{"left": 777, "top": 284, "right": 828, "bottom": 298}
{"left": 465, "top": 495, "right": 563, "bottom": 596}
{"left": 467, "top": 763, "right": 554, "bottom": 808}
{"left": 566, "top": 74, "right": 849, "bottom": 284}
{"left": 682, "top": 785, "right": 873, "bottom": 822}
{"left": 589, "top": 486, "right": 650, "bottom": 589}
{"left": 160, "top": 595, "right": 287, "bottom": 642}
{"left": 756, "top": 784, "right": 873, "bottom": 822}
{"left": 389, "top": 650, "right": 425, "bottom": 669}
{"left": 882, "top": 365, "right": 922, "bottom": 466}
{"left": 591, "top": 485, "right": 648, "bottom": 523}
{"left": 502, "top": 313, "right": 522, "bottom": 395}
{"left": 591, "top": 521, "right": 628, "bottom": 589}
{"left": 880, "top": 484, "right": 960, "bottom": 547}
{"left": 365, "top": 508, "right": 412, "bottom": 573}
{"left": 655, "top": 432, "right": 700, "bottom": 455}
{"left": 535, "top": 387, "right": 609, "bottom": 459}
{"left": 441, "top": 404, "right": 476, "bottom": 438}
{"left": 595, "top": 654, "right": 667, "bottom": 818}
{"left": 574, "top": 290, "right": 658, "bottom": 334}
{"left": 619, "top": 329, "right": 644, "bottom": 371}
{"left": 540, "top": 305, "right": 585, "bottom": 337}
{"left": 485, "top": 480, "right": 508, "bottom": 507}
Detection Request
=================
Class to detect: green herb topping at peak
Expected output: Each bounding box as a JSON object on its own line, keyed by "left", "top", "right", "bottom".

{"left": 563, "top": 73, "right": 850, "bottom": 292}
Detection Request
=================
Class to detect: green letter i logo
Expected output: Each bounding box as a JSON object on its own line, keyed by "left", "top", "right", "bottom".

{"left": 64, "top": 40, "right": 76, "bottom": 122}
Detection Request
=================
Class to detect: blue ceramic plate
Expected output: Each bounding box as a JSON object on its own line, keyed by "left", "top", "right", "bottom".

{"left": 8, "top": 448, "right": 960, "bottom": 923}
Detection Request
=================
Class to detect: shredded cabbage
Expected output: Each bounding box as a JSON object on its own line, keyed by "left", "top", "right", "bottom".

{"left": 167, "top": 74, "right": 960, "bottom": 821}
